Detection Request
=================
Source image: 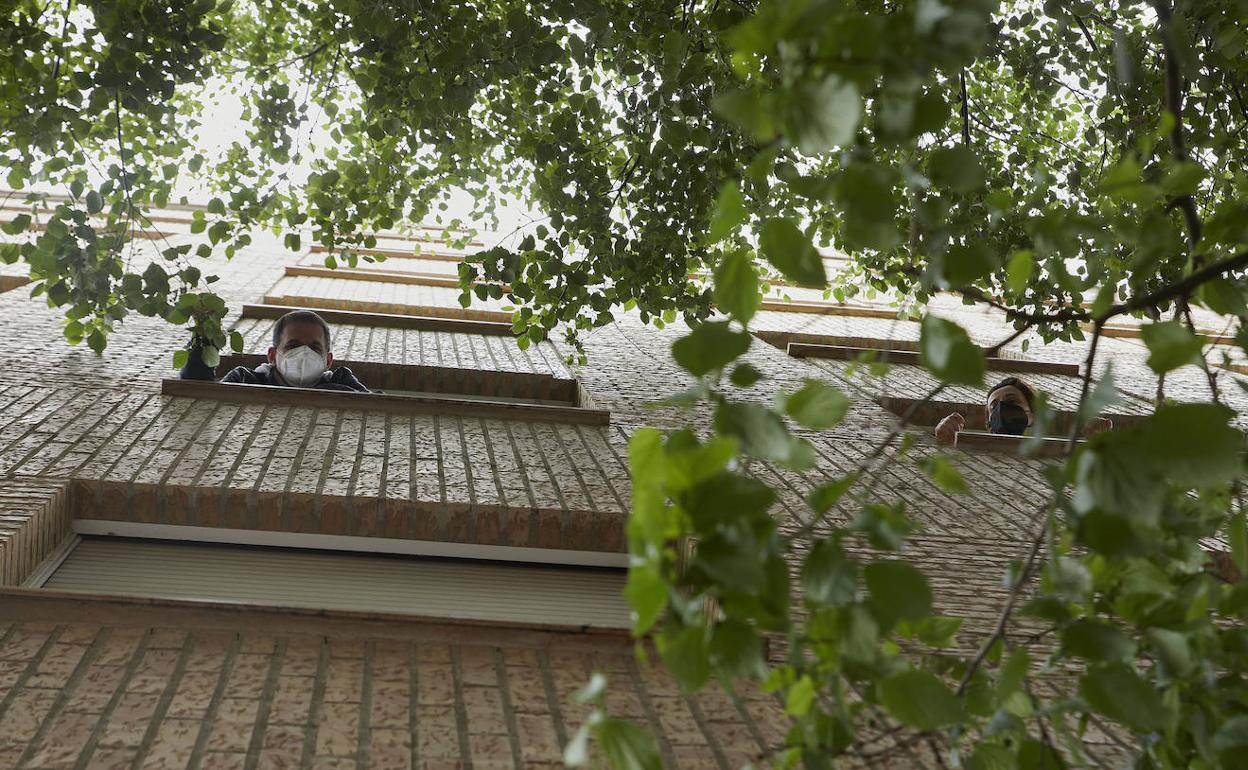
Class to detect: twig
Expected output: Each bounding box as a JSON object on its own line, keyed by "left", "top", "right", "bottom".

{"left": 959, "top": 70, "right": 971, "bottom": 146}
{"left": 1154, "top": 0, "right": 1203, "bottom": 249}
{"left": 1073, "top": 15, "right": 1101, "bottom": 53}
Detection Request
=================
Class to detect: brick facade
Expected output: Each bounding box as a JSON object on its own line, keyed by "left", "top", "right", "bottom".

{"left": 0, "top": 209, "right": 1233, "bottom": 767}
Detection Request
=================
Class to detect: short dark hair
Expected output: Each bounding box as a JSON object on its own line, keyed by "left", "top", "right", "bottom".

{"left": 272, "top": 310, "right": 332, "bottom": 350}
{"left": 987, "top": 377, "right": 1036, "bottom": 409}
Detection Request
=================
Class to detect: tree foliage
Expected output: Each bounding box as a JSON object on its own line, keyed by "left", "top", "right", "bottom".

{"left": 4, "top": 0, "right": 1248, "bottom": 767}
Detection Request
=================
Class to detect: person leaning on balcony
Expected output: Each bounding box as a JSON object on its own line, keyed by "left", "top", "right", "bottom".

{"left": 933, "top": 376, "right": 1112, "bottom": 445}
{"left": 218, "top": 309, "right": 369, "bottom": 392}
{"left": 933, "top": 376, "right": 1038, "bottom": 445}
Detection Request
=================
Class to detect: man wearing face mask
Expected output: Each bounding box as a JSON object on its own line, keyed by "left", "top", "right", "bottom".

{"left": 934, "top": 377, "right": 1037, "bottom": 444}
{"left": 218, "top": 310, "right": 368, "bottom": 392}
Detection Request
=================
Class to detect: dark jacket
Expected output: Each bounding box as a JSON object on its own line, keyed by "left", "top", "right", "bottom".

{"left": 219, "top": 362, "right": 369, "bottom": 392}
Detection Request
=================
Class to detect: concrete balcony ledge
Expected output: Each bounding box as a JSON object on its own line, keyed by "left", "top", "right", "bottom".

{"left": 954, "top": 430, "right": 1081, "bottom": 458}
{"left": 787, "top": 342, "right": 1081, "bottom": 376}
{"left": 240, "top": 302, "right": 514, "bottom": 335}
{"left": 161, "top": 378, "right": 610, "bottom": 425}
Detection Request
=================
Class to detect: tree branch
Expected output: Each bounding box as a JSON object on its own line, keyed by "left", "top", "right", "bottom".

{"left": 1154, "top": 0, "right": 1202, "bottom": 249}
{"left": 959, "top": 70, "right": 971, "bottom": 146}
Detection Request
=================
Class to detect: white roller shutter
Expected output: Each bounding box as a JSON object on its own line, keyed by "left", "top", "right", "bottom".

{"left": 44, "top": 538, "right": 631, "bottom": 629}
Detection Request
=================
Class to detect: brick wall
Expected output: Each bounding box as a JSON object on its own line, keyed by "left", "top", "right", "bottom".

{"left": 0, "top": 210, "right": 1236, "bottom": 767}
{"left": 0, "top": 615, "right": 780, "bottom": 770}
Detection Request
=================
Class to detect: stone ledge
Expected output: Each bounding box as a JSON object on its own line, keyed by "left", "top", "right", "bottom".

{"left": 877, "top": 395, "right": 1144, "bottom": 434}
{"left": 285, "top": 264, "right": 509, "bottom": 292}
{"left": 1086, "top": 321, "right": 1234, "bottom": 345}
{"left": 0, "top": 588, "right": 634, "bottom": 639}
{"left": 70, "top": 479, "right": 627, "bottom": 554}
{"left": 954, "top": 430, "right": 1079, "bottom": 458}
{"left": 788, "top": 343, "right": 1081, "bottom": 376}
{"left": 262, "top": 292, "right": 514, "bottom": 323}
{"left": 756, "top": 330, "right": 920, "bottom": 351}
{"left": 0, "top": 274, "right": 30, "bottom": 293}
{"left": 161, "top": 379, "right": 609, "bottom": 425}
{"left": 758, "top": 299, "right": 904, "bottom": 319}
{"left": 218, "top": 353, "right": 580, "bottom": 403}
{"left": 240, "top": 302, "right": 514, "bottom": 335}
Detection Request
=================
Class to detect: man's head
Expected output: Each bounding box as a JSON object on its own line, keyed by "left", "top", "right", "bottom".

{"left": 985, "top": 377, "right": 1037, "bottom": 435}
{"left": 267, "top": 310, "right": 333, "bottom": 386}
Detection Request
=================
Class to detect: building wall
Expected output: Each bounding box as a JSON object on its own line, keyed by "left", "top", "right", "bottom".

{"left": 0, "top": 214, "right": 1227, "bottom": 767}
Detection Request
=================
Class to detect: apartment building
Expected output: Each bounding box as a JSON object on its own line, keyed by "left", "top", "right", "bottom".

{"left": 0, "top": 201, "right": 1235, "bottom": 768}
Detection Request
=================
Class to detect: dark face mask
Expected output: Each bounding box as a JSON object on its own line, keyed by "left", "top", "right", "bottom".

{"left": 989, "top": 401, "right": 1029, "bottom": 435}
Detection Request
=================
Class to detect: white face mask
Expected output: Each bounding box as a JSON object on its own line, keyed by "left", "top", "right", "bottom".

{"left": 276, "top": 345, "right": 327, "bottom": 387}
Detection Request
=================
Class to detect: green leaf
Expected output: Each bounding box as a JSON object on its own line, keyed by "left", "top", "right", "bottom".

{"left": 712, "top": 88, "right": 774, "bottom": 140}
{"left": 1, "top": 214, "right": 31, "bottom": 235}
{"left": 920, "top": 315, "right": 985, "bottom": 385}
{"left": 807, "top": 475, "right": 856, "bottom": 513}
{"left": 759, "top": 218, "right": 826, "bottom": 288}
{"left": 784, "top": 380, "right": 849, "bottom": 429}
{"left": 683, "top": 470, "right": 775, "bottom": 529}
{"left": 85, "top": 190, "right": 104, "bottom": 214}
{"left": 1140, "top": 320, "right": 1201, "bottom": 374}
{"left": 1016, "top": 739, "right": 1066, "bottom": 770}
{"left": 200, "top": 345, "right": 220, "bottom": 369}
{"left": 595, "top": 717, "right": 662, "bottom": 770}
{"left": 1061, "top": 619, "right": 1136, "bottom": 662}
{"left": 940, "top": 242, "right": 996, "bottom": 287}
{"left": 1230, "top": 510, "right": 1248, "bottom": 578}
{"left": 966, "top": 744, "right": 1016, "bottom": 770}
{"left": 928, "top": 145, "right": 985, "bottom": 193}
{"left": 715, "top": 402, "right": 812, "bottom": 469}
{"left": 1145, "top": 627, "right": 1192, "bottom": 676}
{"left": 785, "top": 675, "right": 816, "bottom": 716}
{"left": 840, "top": 603, "right": 880, "bottom": 665}
{"left": 1212, "top": 715, "right": 1248, "bottom": 761}
{"left": 919, "top": 454, "right": 969, "bottom": 494}
{"left": 913, "top": 615, "right": 963, "bottom": 648}
{"left": 1138, "top": 403, "right": 1241, "bottom": 488}
{"left": 996, "top": 647, "right": 1030, "bottom": 701}
{"left": 880, "top": 670, "right": 964, "bottom": 730}
{"left": 708, "top": 620, "right": 765, "bottom": 679}
{"left": 1162, "top": 161, "right": 1205, "bottom": 196}
{"left": 802, "top": 538, "right": 857, "bottom": 607}
{"left": 172, "top": 349, "right": 189, "bottom": 369}
{"left": 713, "top": 249, "right": 760, "bottom": 324}
{"left": 671, "top": 321, "right": 751, "bottom": 377}
{"left": 1199, "top": 278, "right": 1248, "bottom": 317}
{"left": 1079, "top": 664, "right": 1170, "bottom": 732}
{"left": 229, "top": 330, "right": 244, "bottom": 353}
{"left": 285, "top": 232, "right": 301, "bottom": 252}
{"left": 865, "top": 560, "right": 932, "bottom": 628}
{"left": 625, "top": 562, "right": 666, "bottom": 635}
{"left": 87, "top": 328, "right": 106, "bottom": 354}
{"left": 708, "top": 182, "right": 747, "bottom": 243}
{"left": 658, "top": 624, "right": 710, "bottom": 692}
{"left": 786, "top": 74, "right": 860, "bottom": 155}
{"left": 729, "top": 362, "right": 762, "bottom": 387}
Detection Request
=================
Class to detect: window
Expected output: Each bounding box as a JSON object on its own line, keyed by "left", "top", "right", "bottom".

{"left": 27, "top": 534, "right": 630, "bottom": 629}
{"left": 172, "top": 302, "right": 608, "bottom": 424}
